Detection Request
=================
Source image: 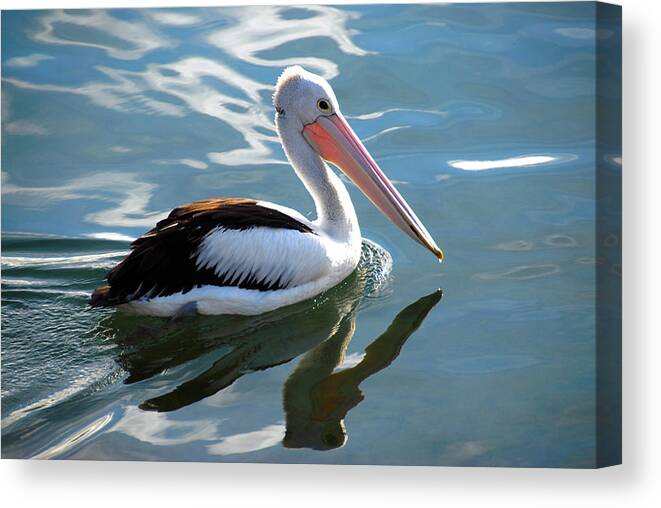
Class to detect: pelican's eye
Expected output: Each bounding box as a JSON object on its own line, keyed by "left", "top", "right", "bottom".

{"left": 317, "top": 99, "right": 332, "bottom": 114}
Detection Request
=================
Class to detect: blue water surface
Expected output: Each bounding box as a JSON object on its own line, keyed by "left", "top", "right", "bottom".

{"left": 1, "top": 3, "right": 620, "bottom": 466}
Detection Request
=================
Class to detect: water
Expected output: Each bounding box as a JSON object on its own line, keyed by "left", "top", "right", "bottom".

{"left": 1, "top": 3, "right": 620, "bottom": 466}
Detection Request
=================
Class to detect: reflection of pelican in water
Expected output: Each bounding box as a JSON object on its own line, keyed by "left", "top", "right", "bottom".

{"left": 283, "top": 289, "right": 441, "bottom": 450}
{"left": 90, "top": 66, "right": 442, "bottom": 317}
{"left": 105, "top": 243, "right": 442, "bottom": 449}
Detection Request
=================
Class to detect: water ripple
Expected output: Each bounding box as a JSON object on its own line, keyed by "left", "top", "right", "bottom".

{"left": 475, "top": 264, "right": 561, "bottom": 281}
{"left": 2, "top": 251, "right": 124, "bottom": 268}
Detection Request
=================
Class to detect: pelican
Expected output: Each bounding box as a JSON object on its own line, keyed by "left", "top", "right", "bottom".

{"left": 90, "top": 66, "right": 443, "bottom": 317}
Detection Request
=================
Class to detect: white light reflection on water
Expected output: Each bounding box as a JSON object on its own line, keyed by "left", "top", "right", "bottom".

{"left": 2, "top": 172, "right": 167, "bottom": 228}
{"left": 112, "top": 406, "right": 221, "bottom": 447}
{"left": 449, "top": 154, "right": 566, "bottom": 171}
{"left": 87, "top": 232, "right": 136, "bottom": 242}
{"left": 153, "top": 158, "right": 208, "bottom": 170}
{"left": 32, "top": 10, "right": 170, "bottom": 60}
{"left": 33, "top": 413, "right": 114, "bottom": 459}
{"left": 4, "top": 53, "right": 54, "bottom": 68}
{"left": 145, "top": 10, "right": 202, "bottom": 26}
{"left": 206, "top": 5, "right": 370, "bottom": 79}
{"left": 207, "top": 424, "right": 286, "bottom": 456}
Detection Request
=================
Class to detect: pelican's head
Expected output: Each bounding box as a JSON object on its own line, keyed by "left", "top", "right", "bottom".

{"left": 274, "top": 66, "right": 443, "bottom": 262}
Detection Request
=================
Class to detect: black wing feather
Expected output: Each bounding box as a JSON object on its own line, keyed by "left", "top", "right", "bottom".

{"left": 90, "top": 199, "right": 314, "bottom": 308}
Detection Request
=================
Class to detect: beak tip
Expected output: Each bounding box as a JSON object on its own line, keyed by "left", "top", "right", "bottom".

{"left": 433, "top": 247, "right": 444, "bottom": 263}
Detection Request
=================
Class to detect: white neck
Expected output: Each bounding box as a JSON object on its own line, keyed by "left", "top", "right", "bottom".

{"left": 277, "top": 119, "right": 360, "bottom": 243}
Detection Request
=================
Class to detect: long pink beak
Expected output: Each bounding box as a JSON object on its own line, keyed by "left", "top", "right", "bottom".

{"left": 303, "top": 113, "right": 444, "bottom": 261}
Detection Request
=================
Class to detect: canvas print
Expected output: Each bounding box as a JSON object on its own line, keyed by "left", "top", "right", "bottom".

{"left": 1, "top": 2, "right": 621, "bottom": 467}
